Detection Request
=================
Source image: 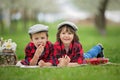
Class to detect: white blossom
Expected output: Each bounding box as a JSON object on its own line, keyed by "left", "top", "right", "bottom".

{"left": 1, "top": 39, "right": 17, "bottom": 52}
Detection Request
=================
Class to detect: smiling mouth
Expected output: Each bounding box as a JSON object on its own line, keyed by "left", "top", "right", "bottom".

{"left": 64, "top": 39, "right": 70, "bottom": 40}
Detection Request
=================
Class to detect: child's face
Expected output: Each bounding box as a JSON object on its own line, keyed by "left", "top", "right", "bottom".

{"left": 60, "top": 27, "right": 74, "bottom": 46}
{"left": 31, "top": 32, "right": 48, "bottom": 48}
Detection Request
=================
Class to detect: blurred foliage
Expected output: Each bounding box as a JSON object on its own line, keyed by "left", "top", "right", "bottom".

{"left": 72, "top": 0, "right": 120, "bottom": 13}
{"left": 0, "top": 0, "right": 60, "bottom": 13}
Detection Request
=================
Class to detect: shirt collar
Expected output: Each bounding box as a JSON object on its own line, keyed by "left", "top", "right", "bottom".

{"left": 61, "top": 41, "right": 73, "bottom": 51}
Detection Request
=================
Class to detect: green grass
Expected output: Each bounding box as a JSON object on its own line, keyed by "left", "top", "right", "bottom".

{"left": 0, "top": 64, "right": 120, "bottom": 80}
{"left": 0, "top": 22, "right": 120, "bottom": 80}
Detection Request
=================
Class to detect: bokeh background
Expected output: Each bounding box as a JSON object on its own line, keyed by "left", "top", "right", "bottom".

{"left": 0, "top": 0, "right": 120, "bottom": 34}
{"left": 0, "top": 0, "right": 120, "bottom": 80}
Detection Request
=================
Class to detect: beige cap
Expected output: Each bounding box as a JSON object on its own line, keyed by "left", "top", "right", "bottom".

{"left": 57, "top": 21, "right": 78, "bottom": 31}
{"left": 28, "top": 24, "right": 48, "bottom": 34}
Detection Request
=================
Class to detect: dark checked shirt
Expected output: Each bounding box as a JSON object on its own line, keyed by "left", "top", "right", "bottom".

{"left": 21, "top": 41, "right": 55, "bottom": 65}
{"left": 53, "top": 41, "right": 84, "bottom": 65}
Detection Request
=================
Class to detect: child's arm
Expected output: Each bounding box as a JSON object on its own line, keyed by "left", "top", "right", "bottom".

{"left": 30, "top": 44, "right": 44, "bottom": 65}
{"left": 57, "top": 58, "right": 81, "bottom": 67}
{"left": 38, "top": 60, "right": 52, "bottom": 67}
{"left": 67, "top": 63, "right": 80, "bottom": 67}
{"left": 29, "top": 54, "right": 39, "bottom": 65}
{"left": 43, "top": 62, "right": 52, "bottom": 67}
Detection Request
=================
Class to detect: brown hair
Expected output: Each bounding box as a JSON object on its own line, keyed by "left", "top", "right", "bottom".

{"left": 56, "top": 25, "right": 79, "bottom": 42}
{"left": 29, "top": 31, "right": 48, "bottom": 39}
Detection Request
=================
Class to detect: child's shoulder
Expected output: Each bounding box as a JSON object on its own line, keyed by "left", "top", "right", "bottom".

{"left": 73, "top": 41, "right": 82, "bottom": 46}
{"left": 53, "top": 41, "right": 60, "bottom": 45}
{"left": 73, "top": 41, "right": 80, "bottom": 44}
{"left": 27, "top": 42, "right": 34, "bottom": 46}
{"left": 25, "top": 42, "right": 35, "bottom": 49}
{"left": 47, "top": 41, "right": 53, "bottom": 44}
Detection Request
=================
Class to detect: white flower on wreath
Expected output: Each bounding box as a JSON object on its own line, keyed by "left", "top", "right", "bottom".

{"left": 1, "top": 39, "right": 17, "bottom": 52}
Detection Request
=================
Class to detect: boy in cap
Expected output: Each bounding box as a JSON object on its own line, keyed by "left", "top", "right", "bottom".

{"left": 19, "top": 24, "right": 55, "bottom": 67}
{"left": 53, "top": 21, "right": 104, "bottom": 67}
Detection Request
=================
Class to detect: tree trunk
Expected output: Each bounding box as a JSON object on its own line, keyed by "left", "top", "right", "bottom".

{"left": 0, "top": 8, "right": 4, "bottom": 34}
{"left": 95, "top": 0, "right": 109, "bottom": 35}
{"left": 23, "top": 8, "right": 27, "bottom": 31}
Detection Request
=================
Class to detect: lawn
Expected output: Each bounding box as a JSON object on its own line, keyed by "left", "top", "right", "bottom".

{"left": 0, "top": 22, "right": 120, "bottom": 80}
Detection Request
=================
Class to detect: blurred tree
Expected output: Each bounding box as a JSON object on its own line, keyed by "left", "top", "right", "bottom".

{"left": 71, "top": 0, "right": 120, "bottom": 35}
{"left": 94, "top": 0, "right": 109, "bottom": 35}
{"left": 0, "top": 8, "right": 4, "bottom": 34}
{"left": 0, "top": 0, "right": 21, "bottom": 33}
{"left": 0, "top": 0, "right": 60, "bottom": 33}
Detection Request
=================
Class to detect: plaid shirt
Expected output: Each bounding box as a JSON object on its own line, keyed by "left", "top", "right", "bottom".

{"left": 53, "top": 41, "right": 84, "bottom": 65}
{"left": 21, "top": 41, "right": 54, "bottom": 65}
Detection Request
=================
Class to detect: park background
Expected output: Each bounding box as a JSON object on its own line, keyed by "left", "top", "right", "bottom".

{"left": 0, "top": 0, "right": 120, "bottom": 80}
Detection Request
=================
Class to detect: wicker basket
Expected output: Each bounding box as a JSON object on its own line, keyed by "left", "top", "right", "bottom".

{"left": 0, "top": 52, "right": 17, "bottom": 65}
{"left": 2, "top": 49, "right": 14, "bottom": 53}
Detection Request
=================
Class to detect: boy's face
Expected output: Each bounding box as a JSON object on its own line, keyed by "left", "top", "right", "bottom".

{"left": 31, "top": 32, "right": 48, "bottom": 48}
{"left": 60, "top": 27, "right": 74, "bottom": 46}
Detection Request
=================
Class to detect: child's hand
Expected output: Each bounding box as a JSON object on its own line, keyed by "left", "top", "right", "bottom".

{"left": 65, "top": 55, "right": 71, "bottom": 63}
{"left": 35, "top": 44, "right": 44, "bottom": 57}
{"left": 58, "top": 55, "right": 70, "bottom": 67}
{"left": 58, "top": 58, "right": 66, "bottom": 67}
{"left": 38, "top": 60, "right": 45, "bottom": 67}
